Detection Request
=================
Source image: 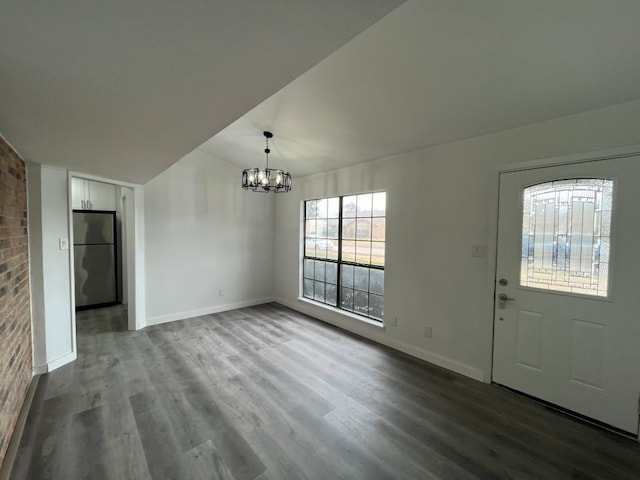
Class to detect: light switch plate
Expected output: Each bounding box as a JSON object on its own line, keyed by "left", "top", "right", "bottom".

{"left": 59, "top": 238, "right": 69, "bottom": 250}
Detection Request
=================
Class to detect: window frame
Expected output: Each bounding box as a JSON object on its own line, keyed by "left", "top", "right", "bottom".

{"left": 519, "top": 178, "right": 612, "bottom": 298}
{"left": 302, "top": 192, "right": 386, "bottom": 322}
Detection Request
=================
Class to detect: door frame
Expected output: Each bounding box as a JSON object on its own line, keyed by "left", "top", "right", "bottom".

{"left": 67, "top": 172, "right": 146, "bottom": 338}
{"left": 487, "top": 144, "right": 640, "bottom": 383}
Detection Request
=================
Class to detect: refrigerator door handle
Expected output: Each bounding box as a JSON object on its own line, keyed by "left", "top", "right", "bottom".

{"left": 81, "top": 200, "right": 85, "bottom": 209}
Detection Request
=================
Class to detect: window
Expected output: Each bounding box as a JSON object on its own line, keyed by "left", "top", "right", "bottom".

{"left": 303, "top": 192, "right": 386, "bottom": 321}
{"left": 520, "top": 179, "right": 612, "bottom": 297}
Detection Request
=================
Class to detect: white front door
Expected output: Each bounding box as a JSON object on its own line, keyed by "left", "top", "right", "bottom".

{"left": 493, "top": 156, "right": 640, "bottom": 434}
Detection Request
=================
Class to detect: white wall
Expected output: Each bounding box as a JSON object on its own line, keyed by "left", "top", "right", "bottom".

{"left": 27, "top": 163, "right": 75, "bottom": 373}
{"left": 27, "top": 162, "right": 46, "bottom": 370}
{"left": 129, "top": 185, "right": 146, "bottom": 330}
{"left": 144, "top": 149, "right": 275, "bottom": 324}
{"left": 274, "top": 98, "right": 640, "bottom": 382}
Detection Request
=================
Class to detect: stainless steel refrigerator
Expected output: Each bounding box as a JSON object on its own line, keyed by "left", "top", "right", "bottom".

{"left": 73, "top": 211, "right": 118, "bottom": 309}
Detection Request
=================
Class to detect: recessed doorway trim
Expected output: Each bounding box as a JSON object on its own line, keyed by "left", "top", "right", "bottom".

{"left": 67, "top": 171, "right": 146, "bottom": 339}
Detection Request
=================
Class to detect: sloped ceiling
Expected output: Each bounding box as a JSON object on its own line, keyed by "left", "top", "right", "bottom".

{"left": 0, "top": 0, "right": 404, "bottom": 184}
{"left": 201, "top": 0, "right": 640, "bottom": 178}
{"left": 5, "top": 1, "right": 640, "bottom": 185}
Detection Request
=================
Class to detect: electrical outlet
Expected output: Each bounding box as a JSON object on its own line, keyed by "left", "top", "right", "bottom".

{"left": 471, "top": 245, "right": 488, "bottom": 258}
{"left": 424, "top": 326, "right": 432, "bottom": 338}
{"left": 390, "top": 316, "right": 398, "bottom": 326}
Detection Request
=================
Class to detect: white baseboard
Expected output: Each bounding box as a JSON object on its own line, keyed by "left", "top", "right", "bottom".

{"left": 274, "top": 297, "right": 485, "bottom": 382}
{"left": 46, "top": 351, "right": 77, "bottom": 372}
{"left": 32, "top": 364, "right": 48, "bottom": 375}
{"left": 381, "top": 336, "right": 484, "bottom": 382}
{"left": 34, "top": 350, "right": 77, "bottom": 374}
{"left": 0, "top": 376, "right": 40, "bottom": 480}
{"left": 146, "top": 297, "right": 275, "bottom": 326}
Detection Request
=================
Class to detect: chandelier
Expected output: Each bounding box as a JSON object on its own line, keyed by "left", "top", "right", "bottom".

{"left": 241, "top": 131, "right": 292, "bottom": 192}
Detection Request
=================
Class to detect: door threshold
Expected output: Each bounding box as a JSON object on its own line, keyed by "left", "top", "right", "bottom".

{"left": 76, "top": 301, "right": 119, "bottom": 311}
{"left": 493, "top": 383, "right": 639, "bottom": 441}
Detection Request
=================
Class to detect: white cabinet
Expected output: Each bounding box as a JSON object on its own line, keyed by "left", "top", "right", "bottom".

{"left": 87, "top": 181, "right": 117, "bottom": 210}
{"left": 71, "top": 177, "right": 87, "bottom": 209}
{"left": 71, "top": 178, "right": 116, "bottom": 211}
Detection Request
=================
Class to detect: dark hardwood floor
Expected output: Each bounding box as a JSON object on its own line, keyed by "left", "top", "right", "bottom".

{"left": 10, "top": 303, "right": 640, "bottom": 479}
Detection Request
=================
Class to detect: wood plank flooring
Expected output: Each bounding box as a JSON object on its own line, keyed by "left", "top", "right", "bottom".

{"left": 10, "top": 303, "right": 640, "bottom": 479}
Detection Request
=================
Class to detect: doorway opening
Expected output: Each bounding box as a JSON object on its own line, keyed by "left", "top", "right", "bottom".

{"left": 69, "top": 176, "right": 141, "bottom": 336}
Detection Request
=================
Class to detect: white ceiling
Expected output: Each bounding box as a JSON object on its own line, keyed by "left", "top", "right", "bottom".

{"left": 201, "top": 0, "right": 640, "bottom": 178}
{"left": 0, "top": 0, "right": 404, "bottom": 184}
{"left": 4, "top": 1, "right": 640, "bottom": 185}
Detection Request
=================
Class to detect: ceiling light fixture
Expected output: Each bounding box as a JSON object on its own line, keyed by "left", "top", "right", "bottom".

{"left": 241, "top": 131, "right": 292, "bottom": 192}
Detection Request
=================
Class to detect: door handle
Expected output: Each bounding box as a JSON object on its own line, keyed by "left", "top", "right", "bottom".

{"left": 81, "top": 200, "right": 85, "bottom": 209}
{"left": 497, "top": 293, "right": 516, "bottom": 309}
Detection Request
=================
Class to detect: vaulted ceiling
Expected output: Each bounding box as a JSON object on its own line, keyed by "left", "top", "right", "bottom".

{"left": 0, "top": 0, "right": 404, "bottom": 183}
{"left": 202, "top": 0, "right": 640, "bottom": 177}
{"left": 3, "top": 1, "right": 640, "bottom": 184}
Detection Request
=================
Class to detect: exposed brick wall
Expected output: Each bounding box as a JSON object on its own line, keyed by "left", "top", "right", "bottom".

{"left": 0, "top": 137, "right": 32, "bottom": 470}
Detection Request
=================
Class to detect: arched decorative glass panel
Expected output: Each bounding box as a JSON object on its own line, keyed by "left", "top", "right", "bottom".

{"left": 520, "top": 178, "right": 612, "bottom": 297}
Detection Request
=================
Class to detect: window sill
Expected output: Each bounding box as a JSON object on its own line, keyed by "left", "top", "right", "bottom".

{"left": 297, "top": 297, "right": 385, "bottom": 329}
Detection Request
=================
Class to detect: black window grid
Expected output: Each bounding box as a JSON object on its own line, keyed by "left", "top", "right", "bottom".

{"left": 303, "top": 194, "right": 385, "bottom": 322}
